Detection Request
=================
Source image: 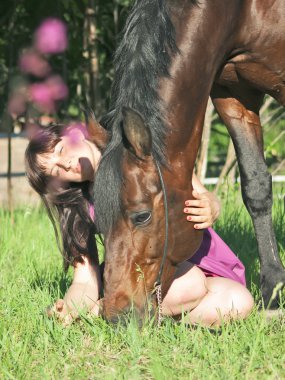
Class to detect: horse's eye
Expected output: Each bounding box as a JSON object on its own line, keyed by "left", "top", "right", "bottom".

{"left": 131, "top": 211, "right": 152, "bottom": 226}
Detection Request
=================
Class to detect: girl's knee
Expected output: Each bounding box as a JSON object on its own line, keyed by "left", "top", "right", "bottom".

{"left": 230, "top": 285, "right": 254, "bottom": 318}
{"left": 162, "top": 266, "right": 208, "bottom": 315}
{"left": 215, "top": 283, "right": 254, "bottom": 323}
{"left": 208, "top": 278, "right": 254, "bottom": 317}
{"left": 174, "top": 266, "right": 207, "bottom": 304}
{"left": 188, "top": 279, "right": 254, "bottom": 326}
{"left": 180, "top": 267, "right": 208, "bottom": 304}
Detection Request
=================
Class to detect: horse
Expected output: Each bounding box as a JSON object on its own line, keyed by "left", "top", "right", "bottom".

{"left": 90, "top": 0, "right": 285, "bottom": 321}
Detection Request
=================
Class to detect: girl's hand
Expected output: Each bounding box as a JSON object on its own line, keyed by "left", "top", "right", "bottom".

{"left": 183, "top": 189, "right": 221, "bottom": 229}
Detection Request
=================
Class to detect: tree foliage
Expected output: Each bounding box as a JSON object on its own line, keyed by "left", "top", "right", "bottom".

{"left": 0, "top": 0, "right": 284, "bottom": 175}
{"left": 0, "top": 0, "right": 132, "bottom": 128}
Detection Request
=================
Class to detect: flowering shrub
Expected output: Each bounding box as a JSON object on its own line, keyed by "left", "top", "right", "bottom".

{"left": 34, "top": 18, "right": 68, "bottom": 54}
{"left": 9, "top": 18, "right": 68, "bottom": 121}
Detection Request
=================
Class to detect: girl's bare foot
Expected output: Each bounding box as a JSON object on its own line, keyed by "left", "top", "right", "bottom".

{"left": 47, "top": 257, "right": 102, "bottom": 325}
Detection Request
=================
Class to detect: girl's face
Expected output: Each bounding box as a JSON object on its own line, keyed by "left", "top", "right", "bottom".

{"left": 37, "top": 128, "right": 101, "bottom": 183}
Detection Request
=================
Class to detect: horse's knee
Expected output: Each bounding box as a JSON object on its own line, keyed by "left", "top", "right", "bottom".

{"left": 241, "top": 171, "right": 272, "bottom": 216}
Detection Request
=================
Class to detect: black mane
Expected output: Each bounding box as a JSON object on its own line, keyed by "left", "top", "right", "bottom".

{"left": 93, "top": 0, "right": 193, "bottom": 234}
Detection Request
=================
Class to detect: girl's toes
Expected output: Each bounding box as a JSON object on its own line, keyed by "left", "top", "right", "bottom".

{"left": 62, "top": 314, "right": 74, "bottom": 327}
{"left": 55, "top": 299, "right": 65, "bottom": 313}
{"left": 46, "top": 299, "right": 70, "bottom": 321}
{"left": 45, "top": 299, "right": 66, "bottom": 318}
{"left": 46, "top": 305, "right": 54, "bottom": 318}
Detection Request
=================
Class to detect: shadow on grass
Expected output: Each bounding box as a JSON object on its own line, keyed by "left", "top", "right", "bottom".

{"left": 29, "top": 266, "right": 72, "bottom": 300}
{"left": 215, "top": 192, "right": 285, "bottom": 290}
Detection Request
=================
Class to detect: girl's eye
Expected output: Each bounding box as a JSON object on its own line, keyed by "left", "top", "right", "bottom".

{"left": 59, "top": 146, "right": 63, "bottom": 154}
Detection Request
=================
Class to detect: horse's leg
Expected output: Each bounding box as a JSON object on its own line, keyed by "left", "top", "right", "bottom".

{"left": 211, "top": 84, "right": 285, "bottom": 308}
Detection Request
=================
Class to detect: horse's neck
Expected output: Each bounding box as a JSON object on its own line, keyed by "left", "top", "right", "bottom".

{"left": 160, "top": 2, "right": 238, "bottom": 177}
{"left": 156, "top": 2, "right": 240, "bottom": 264}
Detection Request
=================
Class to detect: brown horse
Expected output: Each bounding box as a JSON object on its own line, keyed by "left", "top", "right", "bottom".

{"left": 91, "top": 0, "right": 285, "bottom": 321}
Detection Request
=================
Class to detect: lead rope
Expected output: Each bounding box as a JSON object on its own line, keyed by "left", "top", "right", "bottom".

{"left": 153, "top": 160, "right": 169, "bottom": 327}
{"left": 155, "top": 283, "right": 163, "bottom": 327}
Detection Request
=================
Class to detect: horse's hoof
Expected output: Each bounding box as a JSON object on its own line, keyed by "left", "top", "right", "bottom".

{"left": 263, "top": 309, "right": 284, "bottom": 322}
{"left": 261, "top": 278, "right": 285, "bottom": 309}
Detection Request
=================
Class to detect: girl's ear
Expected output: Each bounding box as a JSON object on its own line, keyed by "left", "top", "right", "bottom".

{"left": 88, "top": 118, "right": 110, "bottom": 151}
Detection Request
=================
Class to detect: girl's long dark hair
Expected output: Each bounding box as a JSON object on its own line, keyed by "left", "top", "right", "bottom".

{"left": 25, "top": 123, "right": 99, "bottom": 270}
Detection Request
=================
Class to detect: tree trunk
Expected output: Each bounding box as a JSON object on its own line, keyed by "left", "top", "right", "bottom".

{"left": 7, "top": 118, "right": 13, "bottom": 218}
{"left": 6, "top": 11, "right": 16, "bottom": 221}
{"left": 83, "top": 0, "right": 102, "bottom": 115}
{"left": 196, "top": 99, "right": 215, "bottom": 182}
{"left": 214, "top": 139, "right": 237, "bottom": 193}
{"left": 272, "top": 159, "right": 285, "bottom": 176}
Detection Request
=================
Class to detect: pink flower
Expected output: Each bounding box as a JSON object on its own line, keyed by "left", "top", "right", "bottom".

{"left": 46, "top": 75, "right": 68, "bottom": 100}
{"left": 19, "top": 49, "right": 50, "bottom": 77}
{"left": 34, "top": 18, "right": 68, "bottom": 54}
{"left": 29, "top": 76, "right": 68, "bottom": 113}
{"left": 29, "top": 82, "right": 55, "bottom": 113}
{"left": 8, "top": 93, "right": 27, "bottom": 116}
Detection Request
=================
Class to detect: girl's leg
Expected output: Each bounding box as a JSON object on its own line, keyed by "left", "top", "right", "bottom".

{"left": 162, "top": 262, "right": 208, "bottom": 316}
{"left": 49, "top": 255, "right": 102, "bottom": 324}
{"left": 162, "top": 262, "right": 254, "bottom": 326}
{"left": 187, "top": 277, "right": 254, "bottom": 326}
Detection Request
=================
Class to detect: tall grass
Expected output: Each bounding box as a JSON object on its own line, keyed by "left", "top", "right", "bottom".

{"left": 0, "top": 186, "right": 284, "bottom": 380}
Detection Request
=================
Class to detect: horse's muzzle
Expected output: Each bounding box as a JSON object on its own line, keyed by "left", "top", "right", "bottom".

{"left": 103, "top": 300, "right": 156, "bottom": 327}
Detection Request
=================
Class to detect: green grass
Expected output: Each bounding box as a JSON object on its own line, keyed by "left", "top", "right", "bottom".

{"left": 0, "top": 186, "right": 285, "bottom": 380}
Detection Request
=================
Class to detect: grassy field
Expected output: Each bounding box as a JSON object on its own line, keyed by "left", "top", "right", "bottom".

{"left": 0, "top": 186, "right": 285, "bottom": 380}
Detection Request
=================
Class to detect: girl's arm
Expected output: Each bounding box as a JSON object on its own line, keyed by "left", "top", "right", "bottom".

{"left": 183, "top": 173, "right": 221, "bottom": 229}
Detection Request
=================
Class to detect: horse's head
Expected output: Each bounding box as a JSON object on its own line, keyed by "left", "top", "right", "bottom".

{"left": 94, "top": 107, "right": 202, "bottom": 323}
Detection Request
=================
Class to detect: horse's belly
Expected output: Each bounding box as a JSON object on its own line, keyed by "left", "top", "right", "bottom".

{"left": 215, "top": 54, "right": 285, "bottom": 106}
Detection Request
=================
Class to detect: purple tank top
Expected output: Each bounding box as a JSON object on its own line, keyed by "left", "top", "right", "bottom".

{"left": 189, "top": 228, "right": 246, "bottom": 286}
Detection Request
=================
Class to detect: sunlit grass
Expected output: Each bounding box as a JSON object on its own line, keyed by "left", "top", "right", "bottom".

{"left": 0, "top": 186, "right": 284, "bottom": 379}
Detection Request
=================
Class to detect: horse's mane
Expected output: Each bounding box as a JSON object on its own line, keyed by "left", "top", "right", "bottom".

{"left": 94, "top": 0, "right": 196, "bottom": 234}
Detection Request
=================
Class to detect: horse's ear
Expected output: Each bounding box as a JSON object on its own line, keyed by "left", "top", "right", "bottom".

{"left": 87, "top": 117, "right": 110, "bottom": 151}
{"left": 122, "top": 107, "right": 152, "bottom": 159}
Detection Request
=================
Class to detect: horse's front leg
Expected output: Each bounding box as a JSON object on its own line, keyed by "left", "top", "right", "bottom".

{"left": 211, "top": 84, "right": 285, "bottom": 308}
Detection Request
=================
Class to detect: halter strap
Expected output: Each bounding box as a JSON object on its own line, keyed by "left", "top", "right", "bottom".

{"left": 153, "top": 160, "right": 169, "bottom": 289}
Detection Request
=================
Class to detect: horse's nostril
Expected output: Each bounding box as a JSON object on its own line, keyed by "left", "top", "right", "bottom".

{"left": 103, "top": 306, "right": 131, "bottom": 325}
{"left": 109, "top": 315, "right": 120, "bottom": 325}
{"left": 104, "top": 308, "right": 141, "bottom": 326}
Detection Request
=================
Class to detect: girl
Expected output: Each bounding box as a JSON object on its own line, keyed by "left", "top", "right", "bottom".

{"left": 25, "top": 121, "right": 254, "bottom": 326}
